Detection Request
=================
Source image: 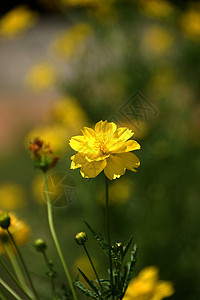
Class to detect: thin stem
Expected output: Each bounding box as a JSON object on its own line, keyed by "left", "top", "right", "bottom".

{"left": 42, "top": 251, "right": 55, "bottom": 296}
{"left": 0, "top": 277, "right": 23, "bottom": 300}
{"left": 4, "top": 243, "right": 32, "bottom": 298}
{"left": 0, "top": 258, "right": 33, "bottom": 300}
{"left": 105, "top": 176, "right": 114, "bottom": 300}
{"left": 43, "top": 171, "right": 77, "bottom": 300}
{"left": 7, "top": 229, "right": 40, "bottom": 300}
{"left": 83, "top": 244, "right": 103, "bottom": 290}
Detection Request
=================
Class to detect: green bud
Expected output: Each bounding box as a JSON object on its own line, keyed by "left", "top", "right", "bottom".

{"left": 0, "top": 212, "right": 10, "bottom": 229}
{"left": 34, "top": 238, "right": 47, "bottom": 252}
{"left": 75, "top": 232, "right": 87, "bottom": 245}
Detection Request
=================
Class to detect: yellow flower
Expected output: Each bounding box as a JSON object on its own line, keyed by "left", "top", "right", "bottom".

{"left": 0, "top": 6, "right": 38, "bottom": 38}
{"left": 180, "top": 9, "right": 200, "bottom": 41}
{"left": 139, "top": 0, "right": 174, "bottom": 19}
{"left": 97, "top": 178, "right": 133, "bottom": 205}
{"left": 52, "top": 23, "right": 93, "bottom": 58}
{"left": 0, "top": 212, "right": 30, "bottom": 255}
{"left": 0, "top": 183, "right": 26, "bottom": 210}
{"left": 142, "top": 26, "right": 173, "bottom": 55}
{"left": 26, "top": 63, "right": 56, "bottom": 91}
{"left": 124, "top": 266, "right": 174, "bottom": 300}
{"left": 69, "top": 120, "right": 140, "bottom": 180}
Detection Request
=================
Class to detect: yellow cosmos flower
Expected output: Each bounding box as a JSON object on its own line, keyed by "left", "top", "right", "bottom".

{"left": 139, "top": 0, "right": 174, "bottom": 19}
{"left": 124, "top": 266, "right": 174, "bottom": 300}
{"left": 26, "top": 63, "right": 56, "bottom": 91}
{"left": 0, "top": 212, "right": 30, "bottom": 255}
{"left": 0, "top": 6, "right": 38, "bottom": 39}
{"left": 69, "top": 120, "right": 140, "bottom": 180}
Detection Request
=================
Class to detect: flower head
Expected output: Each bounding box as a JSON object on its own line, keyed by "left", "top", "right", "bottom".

{"left": 124, "top": 266, "right": 174, "bottom": 300}
{"left": 0, "top": 211, "right": 30, "bottom": 255}
{"left": 29, "top": 137, "right": 59, "bottom": 172}
{"left": 69, "top": 120, "right": 140, "bottom": 180}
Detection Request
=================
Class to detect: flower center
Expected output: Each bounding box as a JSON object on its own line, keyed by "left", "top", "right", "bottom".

{"left": 94, "top": 138, "right": 108, "bottom": 154}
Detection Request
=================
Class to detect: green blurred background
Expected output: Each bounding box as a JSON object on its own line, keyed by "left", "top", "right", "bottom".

{"left": 0, "top": 0, "right": 200, "bottom": 299}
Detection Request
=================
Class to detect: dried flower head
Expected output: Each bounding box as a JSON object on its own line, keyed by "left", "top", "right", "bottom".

{"left": 29, "top": 137, "right": 59, "bottom": 172}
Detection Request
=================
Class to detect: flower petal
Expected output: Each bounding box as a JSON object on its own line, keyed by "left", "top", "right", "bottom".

{"left": 104, "top": 155, "right": 126, "bottom": 180}
{"left": 115, "top": 152, "right": 140, "bottom": 172}
{"left": 69, "top": 135, "right": 97, "bottom": 153}
{"left": 113, "top": 127, "right": 134, "bottom": 141}
{"left": 81, "top": 127, "right": 96, "bottom": 140}
{"left": 124, "top": 140, "right": 141, "bottom": 152}
{"left": 80, "top": 159, "right": 107, "bottom": 178}
{"left": 70, "top": 153, "right": 86, "bottom": 169}
{"left": 95, "top": 120, "right": 117, "bottom": 139}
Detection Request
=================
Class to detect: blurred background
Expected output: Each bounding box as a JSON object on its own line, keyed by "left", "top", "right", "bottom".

{"left": 0, "top": 0, "right": 200, "bottom": 299}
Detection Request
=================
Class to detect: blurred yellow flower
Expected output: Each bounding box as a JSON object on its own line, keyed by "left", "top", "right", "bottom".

{"left": 98, "top": 178, "right": 133, "bottom": 205}
{"left": 72, "top": 255, "right": 98, "bottom": 283}
{"left": 0, "top": 6, "right": 38, "bottom": 39}
{"left": 0, "top": 183, "right": 26, "bottom": 210}
{"left": 180, "top": 9, "right": 200, "bottom": 41}
{"left": 52, "top": 23, "right": 93, "bottom": 58}
{"left": 139, "top": 0, "right": 174, "bottom": 19}
{"left": 0, "top": 212, "right": 30, "bottom": 255}
{"left": 61, "top": 0, "right": 99, "bottom": 6}
{"left": 25, "top": 125, "right": 66, "bottom": 153}
{"left": 26, "top": 63, "right": 56, "bottom": 91}
{"left": 50, "top": 97, "right": 88, "bottom": 130}
{"left": 142, "top": 26, "right": 173, "bottom": 55}
{"left": 69, "top": 120, "right": 140, "bottom": 180}
{"left": 124, "top": 266, "right": 174, "bottom": 300}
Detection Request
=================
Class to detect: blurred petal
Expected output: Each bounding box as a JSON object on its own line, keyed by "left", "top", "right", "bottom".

{"left": 70, "top": 153, "right": 86, "bottom": 169}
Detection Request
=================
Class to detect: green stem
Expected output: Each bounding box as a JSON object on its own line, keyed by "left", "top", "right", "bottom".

{"left": 105, "top": 176, "right": 114, "bottom": 300}
{"left": 42, "top": 251, "right": 55, "bottom": 296}
{"left": 83, "top": 244, "right": 103, "bottom": 290}
{"left": 7, "top": 229, "right": 40, "bottom": 300}
{"left": 0, "top": 258, "right": 33, "bottom": 300}
{"left": 0, "top": 277, "right": 23, "bottom": 300}
{"left": 43, "top": 171, "right": 77, "bottom": 300}
{"left": 4, "top": 243, "right": 32, "bottom": 298}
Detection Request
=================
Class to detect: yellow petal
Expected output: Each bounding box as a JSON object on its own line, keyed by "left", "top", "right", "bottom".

{"left": 114, "top": 127, "right": 134, "bottom": 141}
{"left": 95, "top": 120, "right": 117, "bottom": 139}
{"left": 115, "top": 152, "right": 140, "bottom": 172}
{"left": 124, "top": 140, "right": 141, "bottom": 152}
{"left": 80, "top": 160, "right": 107, "bottom": 178}
{"left": 85, "top": 152, "right": 110, "bottom": 162}
{"left": 104, "top": 155, "right": 126, "bottom": 180}
{"left": 153, "top": 281, "right": 174, "bottom": 300}
{"left": 69, "top": 136, "right": 97, "bottom": 153}
{"left": 70, "top": 153, "right": 86, "bottom": 169}
{"left": 81, "top": 127, "right": 96, "bottom": 140}
{"left": 107, "top": 138, "right": 127, "bottom": 153}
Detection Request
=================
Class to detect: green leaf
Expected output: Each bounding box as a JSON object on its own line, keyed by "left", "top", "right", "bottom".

{"left": 78, "top": 268, "right": 101, "bottom": 298}
{"left": 122, "top": 245, "right": 137, "bottom": 296}
{"left": 84, "top": 221, "right": 110, "bottom": 256}
{"left": 75, "top": 281, "right": 97, "bottom": 298}
{"left": 122, "top": 236, "right": 133, "bottom": 260}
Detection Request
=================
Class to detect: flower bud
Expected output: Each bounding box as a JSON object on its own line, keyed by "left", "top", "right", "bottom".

{"left": 34, "top": 238, "right": 47, "bottom": 252}
{"left": 75, "top": 232, "right": 87, "bottom": 245}
{"left": 0, "top": 212, "right": 10, "bottom": 229}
